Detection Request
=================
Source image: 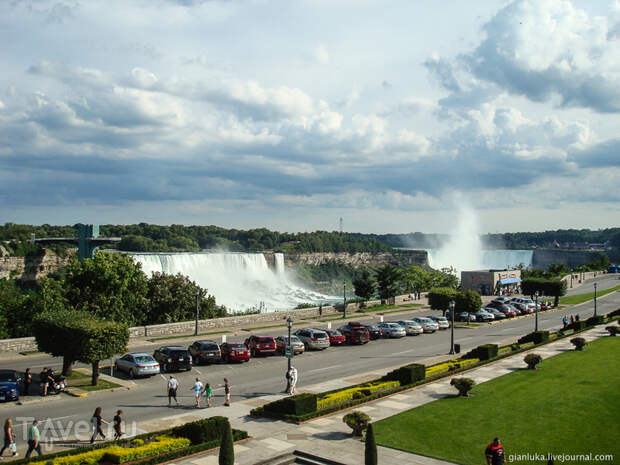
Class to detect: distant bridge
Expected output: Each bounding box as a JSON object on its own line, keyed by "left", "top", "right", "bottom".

{"left": 32, "top": 224, "right": 121, "bottom": 261}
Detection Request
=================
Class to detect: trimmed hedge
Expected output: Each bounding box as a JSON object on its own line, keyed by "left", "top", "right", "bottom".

{"left": 263, "top": 393, "right": 317, "bottom": 416}
{"left": 171, "top": 416, "right": 231, "bottom": 446}
{"left": 518, "top": 331, "right": 549, "bottom": 345}
{"left": 382, "top": 363, "right": 425, "bottom": 385}
{"left": 585, "top": 315, "right": 604, "bottom": 326}
{"left": 567, "top": 321, "right": 586, "bottom": 331}
{"left": 465, "top": 344, "right": 498, "bottom": 361}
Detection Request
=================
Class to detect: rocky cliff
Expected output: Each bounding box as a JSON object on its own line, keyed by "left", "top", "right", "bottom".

{"left": 0, "top": 249, "right": 73, "bottom": 281}
{"left": 277, "top": 249, "right": 428, "bottom": 268}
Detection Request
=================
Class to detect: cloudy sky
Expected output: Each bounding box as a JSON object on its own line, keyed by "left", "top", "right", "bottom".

{"left": 1, "top": 0, "right": 619, "bottom": 234}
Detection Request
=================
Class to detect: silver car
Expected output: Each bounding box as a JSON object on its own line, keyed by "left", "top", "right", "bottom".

{"left": 275, "top": 335, "right": 305, "bottom": 355}
{"left": 294, "top": 328, "right": 330, "bottom": 350}
{"left": 395, "top": 320, "right": 424, "bottom": 336}
{"left": 412, "top": 317, "right": 439, "bottom": 333}
{"left": 429, "top": 316, "right": 450, "bottom": 330}
{"left": 378, "top": 322, "right": 406, "bottom": 338}
{"left": 114, "top": 353, "right": 160, "bottom": 378}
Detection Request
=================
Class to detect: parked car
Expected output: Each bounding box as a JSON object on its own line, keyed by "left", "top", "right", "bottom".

{"left": 485, "top": 308, "right": 506, "bottom": 319}
{"left": 244, "top": 335, "right": 277, "bottom": 357}
{"left": 395, "top": 320, "right": 424, "bottom": 335}
{"left": 323, "top": 329, "right": 346, "bottom": 345}
{"left": 493, "top": 297, "right": 512, "bottom": 304}
{"left": 338, "top": 325, "right": 370, "bottom": 344}
{"left": 0, "top": 370, "right": 21, "bottom": 402}
{"left": 454, "top": 312, "right": 477, "bottom": 322}
{"left": 507, "top": 303, "right": 526, "bottom": 315}
{"left": 275, "top": 335, "right": 305, "bottom": 355}
{"left": 294, "top": 328, "right": 331, "bottom": 350}
{"left": 472, "top": 309, "right": 495, "bottom": 322}
{"left": 220, "top": 343, "right": 251, "bottom": 363}
{"left": 188, "top": 340, "right": 222, "bottom": 365}
{"left": 428, "top": 315, "right": 450, "bottom": 329}
{"left": 412, "top": 317, "right": 439, "bottom": 333}
{"left": 153, "top": 347, "right": 192, "bottom": 372}
{"left": 364, "top": 324, "right": 384, "bottom": 340}
{"left": 485, "top": 300, "right": 505, "bottom": 310}
{"left": 497, "top": 305, "right": 517, "bottom": 318}
{"left": 114, "top": 353, "right": 160, "bottom": 378}
{"left": 378, "top": 322, "right": 406, "bottom": 338}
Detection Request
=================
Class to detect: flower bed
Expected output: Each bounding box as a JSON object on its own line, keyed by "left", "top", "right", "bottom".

{"left": 317, "top": 381, "right": 399, "bottom": 409}
{"left": 425, "top": 358, "right": 479, "bottom": 377}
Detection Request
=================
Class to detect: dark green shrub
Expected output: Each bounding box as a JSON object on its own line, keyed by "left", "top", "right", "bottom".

{"left": 353, "top": 391, "right": 365, "bottom": 400}
{"left": 450, "top": 377, "right": 475, "bottom": 397}
{"left": 263, "top": 393, "right": 317, "bottom": 416}
{"left": 218, "top": 419, "right": 234, "bottom": 465}
{"left": 567, "top": 321, "right": 586, "bottom": 331}
{"left": 382, "top": 363, "right": 425, "bottom": 385}
{"left": 605, "top": 326, "right": 618, "bottom": 336}
{"left": 469, "top": 344, "right": 498, "bottom": 360}
{"left": 524, "top": 353, "right": 542, "bottom": 369}
{"left": 518, "top": 331, "right": 549, "bottom": 345}
{"left": 510, "top": 343, "right": 520, "bottom": 351}
{"left": 365, "top": 423, "right": 378, "bottom": 465}
{"left": 570, "top": 337, "right": 587, "bottom": 350}
{"left": 171, "top": 416, "right": 230, "bottom": 445}
{"left": 585, "top": 315, "right": 604, "bottom": 326}
{"left": 343, "top": 411, "right": 371, "bottom": 436}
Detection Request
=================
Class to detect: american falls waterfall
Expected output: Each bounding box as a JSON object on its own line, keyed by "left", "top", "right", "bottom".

{"left": 132, "top": 252, "right": 329, "bottom": 312}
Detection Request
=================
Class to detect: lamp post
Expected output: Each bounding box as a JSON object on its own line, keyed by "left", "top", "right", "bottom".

{"left": 449, "top": 300, "right": 455, "bottom": 355}
{"left": 593, "top": 282, "right": 597, "bottom": 317}
{"left": 285, "top": 317, "right": 293, "bottom": 393}
{"left": 534, "top": 290, "right": 539, "bottom": 332}
{"left": 194, "top": 289, "right": 200, "bottom": 336}
{"left": 343, "top": 280, "right": 347, "bottom": 319}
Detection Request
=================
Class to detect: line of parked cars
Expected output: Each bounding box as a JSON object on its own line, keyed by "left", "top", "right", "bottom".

{"left": 446, "top": 297, "right": 553, "bottom": 322}
{"left": 112, "top": 316, "right": 452, "bottom": 378}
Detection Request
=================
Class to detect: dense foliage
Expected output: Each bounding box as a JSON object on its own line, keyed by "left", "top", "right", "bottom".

{"left": 521, "top": 278, "right": 567, "bottom": 306}
{"left": 353, "top": 269, "right": 376, "bottom": 302}
{"left": 427, "top": 287, "right": 458, "bottom": 314}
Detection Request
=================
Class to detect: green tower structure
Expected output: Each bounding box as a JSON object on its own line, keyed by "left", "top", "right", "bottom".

{"left": 34, "top": 224, "right": 121, "bottom": 261}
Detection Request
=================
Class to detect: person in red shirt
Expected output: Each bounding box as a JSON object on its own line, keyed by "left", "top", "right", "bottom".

{"left": 485, "top": 437, "right": 505, "bottom": 465}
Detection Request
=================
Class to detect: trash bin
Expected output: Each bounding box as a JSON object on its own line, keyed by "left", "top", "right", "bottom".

{"left": 454, "top": 344, "right": 461, "bottom": 354}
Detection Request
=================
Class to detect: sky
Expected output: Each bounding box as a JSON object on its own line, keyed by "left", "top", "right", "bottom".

{"left": 1, "top": 0, "right": 619, "bottom": 234}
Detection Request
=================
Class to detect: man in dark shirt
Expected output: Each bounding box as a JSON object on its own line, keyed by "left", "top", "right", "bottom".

{"left": 39, "top": 369, "right": 48, "bottom": 396}
{"left": 485, "top": 437, "right": 505, "bottom": 465}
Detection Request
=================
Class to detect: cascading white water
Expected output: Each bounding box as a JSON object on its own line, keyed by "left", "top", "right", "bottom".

{"left": 132, "top": 252, "right": 329, "bottom": 312}
{"left": 427, "top": 249, "right": 533, "bottom": 272}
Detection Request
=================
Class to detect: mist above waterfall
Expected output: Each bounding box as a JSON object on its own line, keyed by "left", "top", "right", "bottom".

{"left": 133, "top": 252, "right": 331, "bottom": 313}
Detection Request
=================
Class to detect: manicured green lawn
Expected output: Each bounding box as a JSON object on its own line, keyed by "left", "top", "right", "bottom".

{"left": 68, "top": 371, "right": 121, "bottom": 392}
{"left": 560, "top": 283, "right": 620, "bottom": 305}
{"left": 373, "top": 337, "right": 620, "bottom": 465}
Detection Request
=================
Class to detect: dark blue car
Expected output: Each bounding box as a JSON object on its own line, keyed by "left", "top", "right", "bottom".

{"left": 0, "top": 370, "right": 21, "bottom": 402}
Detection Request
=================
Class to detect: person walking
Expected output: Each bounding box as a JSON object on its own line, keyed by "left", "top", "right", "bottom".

{"left": 0, "top": 418, "right": 18, "bottom": 458}
{"left": 25, "top": 420, "right": 42, "bottom": 458}
{"left": 113, "top": 410, "right": 123, "bottom": 440}
{"left": 90, "top": 407, "right": 108, "bottom": 444}
{"left": 222, "top": 378, "right": 231, "bottom": 406}
{"left": 23, "top": 368, "right": 32, "bottom": 396}
{"left": 485, "top": 437, "right": 505, "bottom": 465}
{"left": 203, "top": 383, "right": 213, "bottom": 408}
{"left": 570, "top": 315, "right": 575, "bottom": 325}
{"left": 562, "top": 315, "right": 568, "bottom": 329}
{"left": 191, "top": 378, "right": 204, "bottom": 408}
{"left": 289, "top": 366, "right": 298, "bottom": 395}
{"left": 167, "top": 376, "right": 179, "bottom": 407}
{"left": 39, "top": 368, "right": 48, "bottom": 396}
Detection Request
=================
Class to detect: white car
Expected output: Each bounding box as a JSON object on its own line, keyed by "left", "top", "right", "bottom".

{"left": 412, "top": 317, "right": 439, "bottom": 333}
{"left": 378, "top": 322, "right": 406, "bottom": 338}
{"left": 429, "top": 316, "right": 450, "bottom": 330}
{"left": 395, "top": 320, "right": 424, "bottom": 336}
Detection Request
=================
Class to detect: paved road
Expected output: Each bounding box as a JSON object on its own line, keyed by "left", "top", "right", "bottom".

{"left": 1, "top": 276, "right": 617, "bottom": 442}
{"left": 565, "top": 273, "right": 619, "bottom": 295}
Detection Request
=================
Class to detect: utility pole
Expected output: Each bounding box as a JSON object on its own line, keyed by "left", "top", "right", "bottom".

{"left": 195, "top": 289, "right": 200, "bottom": 336}
{"left": 343, "top": 280, "right": 347, "bottom": 319}
{"left": 593, "top": 282, "right": 597, "bottom": 317}
{"left": 449, "top": 300, "right": 455, "bottom": 355}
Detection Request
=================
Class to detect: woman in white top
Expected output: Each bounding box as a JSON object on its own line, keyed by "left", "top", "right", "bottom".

{"left": 289, "top": 367, "right": 298, "bottom": 395}
{"left": 191, "top": 377, "right": 204, "bottom": 408}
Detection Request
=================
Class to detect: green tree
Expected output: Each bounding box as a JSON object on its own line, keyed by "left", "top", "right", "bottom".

{"left": 427, "top": 287, "right": 458, "bottom": 316}
{"left": 375, "top": 265, "right": 401, "bottom": 302}
{"left": 353, "top": 269, "right": 375, "bottom": 302}
{"left": 522, "top": 278, "right": 567, "bottom": 307}
{"left": 218, "top": 418, "right": 234, "bottom": 465}
{"left": 364, "top": 423, "right": 378, "bottom": 465}
{"left": 63, "top": 252, "right": 149, "bottom": 326}
{"left": 455, "top": 290, "right": 482, "bottom": 314}
{"left": 0, "top": 279, "right": 27, "bottom": 339}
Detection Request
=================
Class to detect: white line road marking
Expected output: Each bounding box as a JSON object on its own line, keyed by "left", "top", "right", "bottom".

{"left": 160, "top": 374, "right": 167, "bottom": 381}
{"left": 392, "top": 349, "right": 416, "bottom": 356}
{"left": 306, "top": 364, "right": 342, "bottom": 374}
{"left": 193, "top": 368, "right": 202, "bottom": 374}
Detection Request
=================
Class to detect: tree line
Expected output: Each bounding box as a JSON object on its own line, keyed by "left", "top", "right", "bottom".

{"left": 0, "top": 252, "right": 224, "bottom": 340}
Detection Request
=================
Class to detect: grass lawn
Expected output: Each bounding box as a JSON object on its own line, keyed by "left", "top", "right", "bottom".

{"left": 68, "top": 371, "right": 121, "bottom": 392}
{"left": 560, "top": 283, "right": 620, "bottom": 305}
{"left": 373, "top": 337, "right": 620, "bottom": 465}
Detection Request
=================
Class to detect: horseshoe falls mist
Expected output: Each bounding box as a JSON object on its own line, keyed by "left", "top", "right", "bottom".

{"left": 132, "top": 252, "right": 330, "bottom": 312}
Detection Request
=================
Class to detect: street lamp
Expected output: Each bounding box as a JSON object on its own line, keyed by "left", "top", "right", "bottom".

{"left": 343, "top": 280, "right": 347, "bottom": 319}
{"left": 285, "top": 316, "right": 293, "bottom": 393}
{"left": 534, "top": 290, "right": 540, "bottom": 332}
{"left": 195, "top": 289, "right": 200, "bottom": 336}
{"left": 449, "top": 300, "right": 455, "bottom": 355}
{"left": 594, "top": 282, "right": 597, "bottom": 317}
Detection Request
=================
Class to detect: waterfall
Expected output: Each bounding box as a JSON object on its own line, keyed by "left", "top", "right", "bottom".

{"left": 426, "top": 249, "right": 533, "bottom": 272}
{"left": 132, "top": 252, "right": 329, "bottom": 312}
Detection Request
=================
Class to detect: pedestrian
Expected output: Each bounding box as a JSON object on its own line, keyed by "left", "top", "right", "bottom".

{"left": 318, "top": 304, "right": 323, "bottom": 317}
{"left": 113, "top": 410, "right": 123, "bottom": 440}
{"left": 562, "top": 315, "right": 568, "bottom": 329}
{"left": 90, "top": 407, "right": 108, "bottom": 444}
{"left": 167, "top": 375, "right": 179, "bottom": 407}
{"left": 23, "top": 368, "right": 32, "bottom": 396}
{"left": 191, "top": 378, "right": 203, "bottom": 408}
{"left": 25, "top": 420, "right": 42, "bottom": 458}
{"left": 575, "top": 314, "right": 580, "bottom": 322}
{"left": 0, "top": 418, "right": 18, "bottom": 458}
{"left": 570, "top": 315, "right": 575, "bottom": 325}
{"left": 485, "top": 437, "right": 505, "bottom": 465}
{"left": 289, "top": 366, "right": 298, "bottom": 395}
{"left": 203, "top": 383, "right": 213, "bottom": 408}
{"left": 39, "top": 368, "right": 48, "bottom": 396}
{"left": 222, "top": 378, "right": 231, "bottom": 406}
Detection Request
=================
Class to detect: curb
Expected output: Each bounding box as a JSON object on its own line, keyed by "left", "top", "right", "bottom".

{"left": 65, "top": 389, "right": 88, "bottom": 397}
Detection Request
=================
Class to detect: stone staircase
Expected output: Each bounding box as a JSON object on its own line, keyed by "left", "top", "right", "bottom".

{"left": 255, "top": 449, "right": 350, "bottom": 465}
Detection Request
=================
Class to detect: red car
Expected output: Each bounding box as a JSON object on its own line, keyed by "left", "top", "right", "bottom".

{"left": 497, "top": 305, "right": 517, "bottom": 318}
{"left": 220, "top": 343, "right": 250, "bottom": 363}
{"left": 323, "top": 329, "right": 346, "bottom": 345}
{"left": 244, "top": 335, "right": 277, "bottom": 357}
{"left": 338, "top": 325, "right": 370, "bottom": 344}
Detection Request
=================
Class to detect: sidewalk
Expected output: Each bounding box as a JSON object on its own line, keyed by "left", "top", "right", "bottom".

{"left": 130, "top": 326, "right": 608, "bottom": 465}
